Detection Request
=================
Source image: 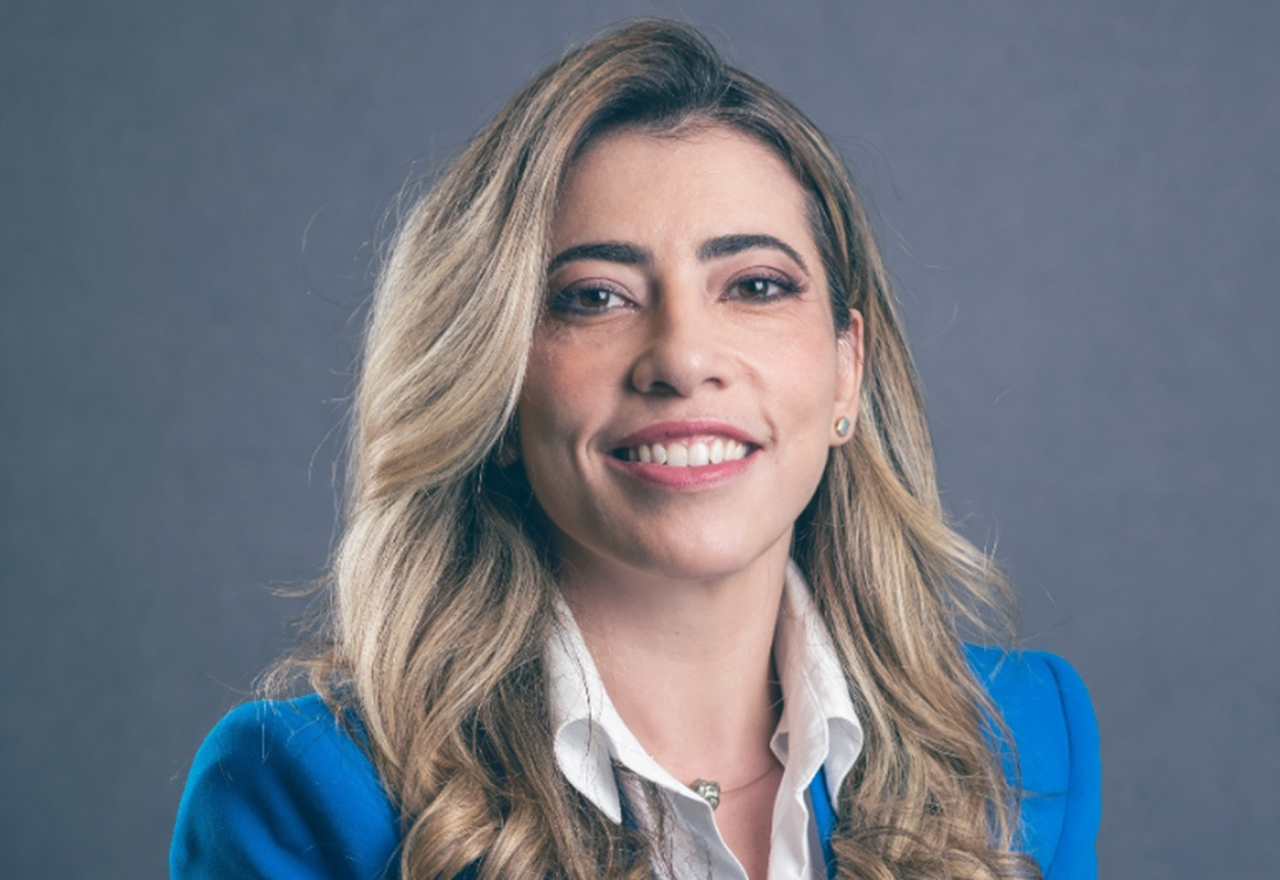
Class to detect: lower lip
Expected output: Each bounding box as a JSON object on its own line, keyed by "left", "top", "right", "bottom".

{"left": 605, "top": 453, "right": 754, "bottom": 489}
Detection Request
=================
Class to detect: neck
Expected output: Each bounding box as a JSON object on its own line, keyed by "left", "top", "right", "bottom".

{"left": 559, "top": 546, "right": 790, "bottom": 787}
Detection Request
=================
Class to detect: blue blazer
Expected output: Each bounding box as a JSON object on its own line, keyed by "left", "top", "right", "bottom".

{"left": 170, "top": 647, "right": 1100, "bottom": 879}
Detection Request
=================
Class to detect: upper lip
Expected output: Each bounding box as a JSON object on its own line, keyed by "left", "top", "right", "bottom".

{"left": 611, "top": 420, "right": 760, "bottom": 450}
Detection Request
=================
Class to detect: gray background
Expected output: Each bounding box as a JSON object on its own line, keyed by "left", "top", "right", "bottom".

{"left": 2, "top": 1, "right": 1276, "bottom": 877}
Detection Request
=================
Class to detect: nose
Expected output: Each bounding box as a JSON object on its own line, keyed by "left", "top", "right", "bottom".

{"left": 629, "top": 286, "right": 727, "bottom": 396}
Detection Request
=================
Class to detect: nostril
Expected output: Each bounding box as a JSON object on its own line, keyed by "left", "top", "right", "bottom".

{"left": 635, "top": 379, "right": 681, "bottom": 397}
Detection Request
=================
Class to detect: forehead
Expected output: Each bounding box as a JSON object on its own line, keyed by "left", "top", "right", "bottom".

{"left": 553, "top": 125, "right": 815, "bottom": 252}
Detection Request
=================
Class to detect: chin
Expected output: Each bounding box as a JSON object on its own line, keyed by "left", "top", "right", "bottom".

{"left": 607, "top": 528, "right": 795, "bottom": 585}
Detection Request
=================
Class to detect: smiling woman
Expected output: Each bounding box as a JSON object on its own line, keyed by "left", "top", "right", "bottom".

{"left": 170, "top": 18, "right": 1099, "bottom": 880}
{"left": 523, "top": 127, "right": 860, "bottom": 588}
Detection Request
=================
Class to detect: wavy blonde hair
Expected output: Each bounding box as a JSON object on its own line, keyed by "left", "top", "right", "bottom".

{"left": 282, "top": 18, "right": 1040, "bottom": 880}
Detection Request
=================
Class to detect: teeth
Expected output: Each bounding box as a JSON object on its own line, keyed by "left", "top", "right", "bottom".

{"left": 626, "top": 438, "right": 749, "bottom": 467}
{"left": 689, "top": 441, "right": 709, "bottom": 466}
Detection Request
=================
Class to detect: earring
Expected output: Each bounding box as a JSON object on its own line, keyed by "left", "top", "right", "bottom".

{"left": 834, "top": 415, "right": 851, "bottom": 438}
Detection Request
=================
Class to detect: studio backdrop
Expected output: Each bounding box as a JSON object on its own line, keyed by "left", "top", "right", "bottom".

{"left": 2, "top": 1, "right": 1276, "bottom": 877}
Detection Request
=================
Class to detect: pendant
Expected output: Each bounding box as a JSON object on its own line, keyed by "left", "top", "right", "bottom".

{"left": 690, "top": 778, "right": 721, "bottom": 810}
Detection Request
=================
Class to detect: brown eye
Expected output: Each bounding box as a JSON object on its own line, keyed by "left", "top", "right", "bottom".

{"left": 577, "top": 288, "right": 618, "bottom": 308}
{"left": 732, "top": 274, "right": 799, "bottom": 301}
{"left": 549, "top": 284, "right": 630, "bottom": 315}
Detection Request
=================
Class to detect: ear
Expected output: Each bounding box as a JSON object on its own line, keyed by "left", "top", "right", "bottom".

{"left": 831, "top": 310, "right": 864, "bottom": 446}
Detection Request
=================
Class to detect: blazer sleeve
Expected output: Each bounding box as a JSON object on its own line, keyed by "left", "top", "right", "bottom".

{"left": 1036, "top": 652, "right": 1102, "bottom": 880}
{"left": 967, "top": 647, "right": 1102, "bottom": 880}
{"left": 170, "top": 696, "right": 401, "bottom": 880}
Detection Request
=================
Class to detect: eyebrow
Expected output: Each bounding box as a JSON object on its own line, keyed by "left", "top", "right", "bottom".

{"left": 546, "top": 233, "right": 809, "bottom": 275}
{"left": 547, "top": 242, "right": 652, "bottom": 274}
{"left": 697, "top": 234, "right": 809, "bottom": 275}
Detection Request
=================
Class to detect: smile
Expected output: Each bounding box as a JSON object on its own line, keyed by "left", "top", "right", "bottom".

{"left": 618, "top": 437, "right": 751, "bottom": 467}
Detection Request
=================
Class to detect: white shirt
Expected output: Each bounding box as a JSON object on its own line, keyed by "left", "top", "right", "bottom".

{"left": 547, "top": 561, "right": 863, "bottom": 880}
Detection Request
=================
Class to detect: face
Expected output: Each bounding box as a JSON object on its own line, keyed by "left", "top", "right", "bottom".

{"left": 518, "top": 125, "right": 862, "bottom": 586}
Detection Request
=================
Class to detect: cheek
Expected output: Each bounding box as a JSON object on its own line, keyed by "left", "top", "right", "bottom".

{"left": 777, "top": 343, "right": 842, "bottom": 508}
{"left": 516, "top": 383, "right": 571, "bottom": 528}
{"left": 766, "top": 330, "right": 842, "bottom": 430}
{"left": 522, "top": 351, "right": 571, "bottom": 420}
{"left": 517, "top": 339, "right": 598, "bottom": 472}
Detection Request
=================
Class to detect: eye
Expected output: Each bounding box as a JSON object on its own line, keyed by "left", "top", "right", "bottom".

{"left": 730, "top": 272, "right": 801, "bottom": 302}
{"left": 548, "top": 282, "right": 632, "bottom": 316}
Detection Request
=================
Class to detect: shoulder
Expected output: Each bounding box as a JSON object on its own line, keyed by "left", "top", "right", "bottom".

{"left": 964, "top": 646, "right": 1102, "bottom": 880}
{"left": 170, "top": 695, "right": 401, "bottom": 880}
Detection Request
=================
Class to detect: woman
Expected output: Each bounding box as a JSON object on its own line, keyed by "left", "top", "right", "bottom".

{"left": 171, "top": 19, "right": 1099, "bottom": 880}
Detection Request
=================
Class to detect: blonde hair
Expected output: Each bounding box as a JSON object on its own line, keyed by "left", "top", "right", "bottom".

{"left": 284, "top": 19, "right": 1040, "bottom": 880}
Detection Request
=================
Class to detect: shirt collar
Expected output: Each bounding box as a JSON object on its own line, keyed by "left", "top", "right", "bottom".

{"left": 771, "top": 560, "right": 864, "bottom": 806}
{"left": 547, "top": 560, "right": 863, "bottom": 821}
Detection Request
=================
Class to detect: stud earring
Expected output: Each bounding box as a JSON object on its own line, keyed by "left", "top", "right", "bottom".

{"left": 835, "top": 415, "right": 851, "bottom": 438}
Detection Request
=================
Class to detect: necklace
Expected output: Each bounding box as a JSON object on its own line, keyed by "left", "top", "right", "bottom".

{"left": 688, "top": 761, "right": 780, "bottom": 810}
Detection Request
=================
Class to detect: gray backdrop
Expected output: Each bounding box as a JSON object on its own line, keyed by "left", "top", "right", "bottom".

{"left": 3, "top": 1, "right": 1276, "bottom": 877}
